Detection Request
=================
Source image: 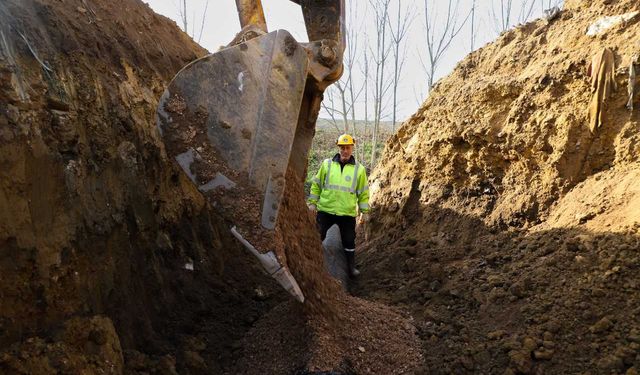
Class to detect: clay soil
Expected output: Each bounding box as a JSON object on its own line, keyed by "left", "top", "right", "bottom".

{"left": 358, "top": 0, "right": 640, "bottom": 373}
{"left": 0, "top": 0, "right": 284, "bottom": 373}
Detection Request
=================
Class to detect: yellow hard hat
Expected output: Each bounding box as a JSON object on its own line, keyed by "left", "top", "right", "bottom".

{"left": 336, "top": 133, "right": 355, "bottom": 146}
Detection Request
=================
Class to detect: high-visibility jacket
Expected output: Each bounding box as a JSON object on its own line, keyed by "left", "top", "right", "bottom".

{"left": 307, "top": 154, "right": 370, "bottom": 217}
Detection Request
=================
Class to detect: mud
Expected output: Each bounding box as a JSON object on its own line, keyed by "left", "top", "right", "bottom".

{"left": 160, "top": 90, "right": 277, "bottom": 256}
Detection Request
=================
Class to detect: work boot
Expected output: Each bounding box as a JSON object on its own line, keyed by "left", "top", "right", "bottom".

{"left": 344, "top": 249, "right": 360, "bottom": 278}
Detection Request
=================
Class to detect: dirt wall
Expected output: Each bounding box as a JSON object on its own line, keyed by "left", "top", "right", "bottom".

{"left": 359, "top": 1, "right": 640, "bottom": 373}
{"left": 0, "top": 0, "right": 279, "bottom": 373}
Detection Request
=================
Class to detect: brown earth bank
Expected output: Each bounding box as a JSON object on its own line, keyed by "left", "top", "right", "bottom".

{"left": 0, "top": 0, "right": 285, "bottom": 373}
{"left": 360, "top": 0, "right": 640, "bottom": 373}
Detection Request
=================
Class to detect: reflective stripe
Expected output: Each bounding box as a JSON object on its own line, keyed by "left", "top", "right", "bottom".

{"left": 309, "top": 194, "right": 319, "bottom": 200}
{"left": 351, "top": 163, "right": 360, "bottom": 191}
{"left": 324, "top": 159, "right": 332, "bottom": 187}
{"left": 325, "top": 184, "right": 354, "bottom": 193}
{"left": 358, "top": 202, "right": 370, "bottom": 210}
{"left": 356, "top": 185, "right": 369, "bottom": 195}
{"left": 344, "top": 248, "right": 355, "bottom": 252}
{"left": 311, "top": 177, "right": 321, "bottom": 184}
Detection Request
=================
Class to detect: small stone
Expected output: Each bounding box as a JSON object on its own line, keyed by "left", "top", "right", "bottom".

{"left": 182, "top": 351, "right": 207, "bottom": 372}
{"left": 253, "top": 287, "right": 268, "bottom": 301}
{"left": 597, "top": 355, "right": 624, "bottom": 371}
{"left": 358, "top": 346, "right": 366, "bottom": 353}
{"left": 590, "top": 317, "right": 613, "bottom": 334}
{"left": 522, "top": 337, "right": 538, "bottom": 352}
{"left": 460, "top": 356, "right": 474, "bottom": 370}
{"left": 487, "top": 274, "right": 504, "bottom": 286}
{"left": 509, "top": 282, "right": 526, "bottom": 298}
{"left": 626, "top": 367, "right": 638, "bottom": 375}
{"left": 88, "top": 328, "right": 107, "bottom": 346}
{"left": 533, "top": 348, "right": 554, "bottom": 360}
{"left": 487, "top": 330, "right": 507, "bottom": 340}
{"left": 157, "top": 355, "right": 178, "bottom": 375}
{"left": 509, "top": 350, "right": 532, "bottom": 374}
{"left": 628, "top": 329, "right": 640, "bottom": 343}
{"left": 403, "top": 246, "right": 417, "bottom": 257}
{"left": 542, "top": 340, "right": 556, "bottom": 349}
{"left": 429, "top": 280, "right": 442, "bottom": 291}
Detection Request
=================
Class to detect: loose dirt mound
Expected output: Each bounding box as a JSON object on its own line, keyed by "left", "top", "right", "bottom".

{"left": 227, "top": 168, "right": 422, "bottom": 374}
{"left": 360, "top": 0, "right": 640, "bottom": 373}
{"left": 217, "top": 167, "right": 423, "bottom": 374}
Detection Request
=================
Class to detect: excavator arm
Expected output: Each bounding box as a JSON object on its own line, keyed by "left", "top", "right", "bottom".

{"left": 157, "top": 0, "right": 345, "bottom": 302}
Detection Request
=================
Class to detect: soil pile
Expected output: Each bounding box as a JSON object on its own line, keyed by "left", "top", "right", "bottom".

{"left": 228, "top": 168, "right": 422, "bottom": 374}
{"left": 359, "top": 0, "right": 640, "bottom": 373}
{"left": 0, "top": 0, "right": 283, "bottom": 373}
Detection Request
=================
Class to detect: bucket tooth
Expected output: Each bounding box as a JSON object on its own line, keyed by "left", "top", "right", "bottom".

{"left": 231, "top": 227, "right": 305, "bottom": 303}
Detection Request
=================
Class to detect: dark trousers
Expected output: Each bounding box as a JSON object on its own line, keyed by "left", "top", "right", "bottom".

{"left": 316, "top": 211, "right": 356, "bottom": 250}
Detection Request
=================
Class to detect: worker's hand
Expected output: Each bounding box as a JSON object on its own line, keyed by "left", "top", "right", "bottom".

{"left": 358, "top": 212, "right": 370, "bottom": 225}
{"left": 307, "top": 204, "right": 317, "bottom": 223}
{"left": 359, "top": 213, "right": 370, "bottom": 241}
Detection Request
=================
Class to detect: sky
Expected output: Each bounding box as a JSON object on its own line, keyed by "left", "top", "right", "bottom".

{"left": 145, "top": 0, "right": 562, "bottom": 123}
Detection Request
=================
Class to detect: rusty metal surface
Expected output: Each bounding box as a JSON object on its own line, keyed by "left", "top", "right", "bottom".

{"left": 235, "top": 0, "right": 267, "bottom": 33}
{"left": 299, "top": 0, "right": 345, "bottom": 48}
{"left": 158, "top": 30, "right": 308, "bottom": 231}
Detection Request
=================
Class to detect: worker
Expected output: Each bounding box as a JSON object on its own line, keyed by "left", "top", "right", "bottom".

{"left": 307, "top": 133, "right": 370, "bottom": 277}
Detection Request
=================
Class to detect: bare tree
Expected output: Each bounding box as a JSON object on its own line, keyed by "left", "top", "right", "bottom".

{"left": 369, "top": 0, "right": 393, "bottom": 168}
{"left": 177, "top": 0, "right": 211, "bottom": 44}
{"left": 388, "top": 0, "right": 415, "bottom": 133}
{"left": 322, "top": 1, "right": 365, "bottom": 134}
{"left": 490, "top": 0, "right": 512, "bottom": 33}
{"left": 196, "top": 0, "right": 210, "bottom": 43}
{"left": 470, "top": 0, "right": 477, "bottom": 52}
{"left": 491, "top": 0, "right": 541, "bottom": 35}
{"left": 360, "top": 35, "right": 371, "bottom": 165}
{"left": 519, "top": 0, "right": 537, "bottom": 24}
{"left": 321, "top": 89, "right": 348, "bottom": 133}
{"left": 179, "top": 0, "right": 187, "bottom": 32}
{"left": 420, "top": 0, "right": 470, "bottom": 92}
{"left": 541, "top": 0, "right": 563, "bottom": 12}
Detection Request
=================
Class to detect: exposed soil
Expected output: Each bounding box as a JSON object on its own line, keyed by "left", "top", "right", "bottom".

{"left": 0, "top": 0, "right": 283, "bottom": 373}
{"left": 4, "top": 0, "right": 640, "bottom": 374}
{"left": 228, "top": 168, "right": 422, "bottom": 374}
{"left": 359, "top": 0, "right": 640, "bottom": 373}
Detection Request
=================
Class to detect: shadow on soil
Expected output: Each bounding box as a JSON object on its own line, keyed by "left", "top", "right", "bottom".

{"left": 354, "top": 202, "right": 640, "bottom": 374}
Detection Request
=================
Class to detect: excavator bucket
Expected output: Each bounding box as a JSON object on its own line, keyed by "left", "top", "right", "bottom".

{"left": 157, "top": 30, "right": 310, "bottom": 302}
